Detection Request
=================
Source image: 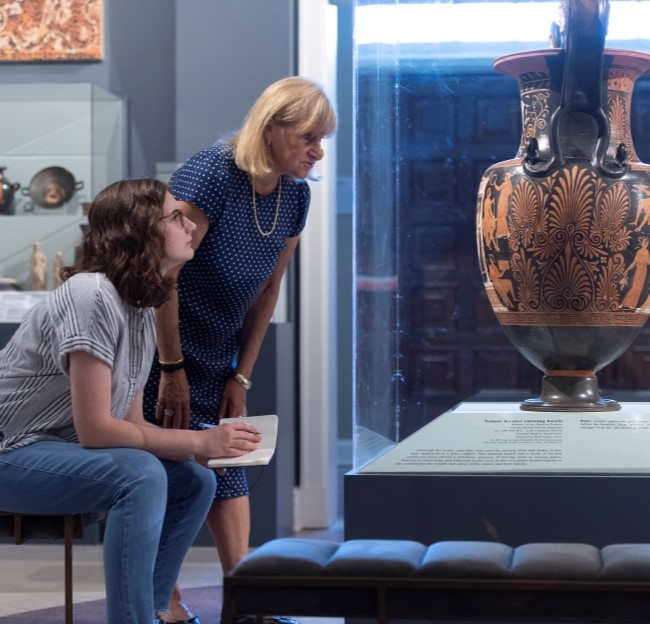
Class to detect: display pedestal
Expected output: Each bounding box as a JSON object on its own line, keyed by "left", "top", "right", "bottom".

{"left": 345, "top": 402, "right": 650, "bottom": 546}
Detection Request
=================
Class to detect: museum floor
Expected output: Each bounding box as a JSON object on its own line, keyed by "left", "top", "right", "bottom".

{"left": 0, "top": 520, "right": 344, "bottom": 619}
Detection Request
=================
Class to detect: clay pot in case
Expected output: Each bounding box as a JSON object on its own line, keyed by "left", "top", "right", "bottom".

{"left": 0, "top": 277, "right": 21, "bottom": 291}
{"left": 0, "top": 167, "right": 20, "bottom": 215}
{"left": 21, "top": 166, "right": 84, "bottom": 210}
{"left": 477, "top": 0, "right": 650, "bottom": 411}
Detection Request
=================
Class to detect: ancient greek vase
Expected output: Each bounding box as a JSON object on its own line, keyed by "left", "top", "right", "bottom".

{"left": 477, "top": 0, "right": 650, "bottom": 411}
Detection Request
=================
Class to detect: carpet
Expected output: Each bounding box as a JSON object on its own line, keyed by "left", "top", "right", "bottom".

{"left": 0, "top": 585, "right": 223, "bottom": 624}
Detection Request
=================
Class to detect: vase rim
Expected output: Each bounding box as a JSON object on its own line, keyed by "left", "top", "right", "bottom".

{"left": 494, "top": 47, "right": 650, "bottom": 76}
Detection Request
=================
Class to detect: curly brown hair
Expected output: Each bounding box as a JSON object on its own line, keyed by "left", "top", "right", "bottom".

{"left": 61, "top": 178, "right": 174, "bottom": 308}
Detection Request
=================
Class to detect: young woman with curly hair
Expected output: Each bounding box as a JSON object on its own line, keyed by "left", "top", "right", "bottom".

{"left": 0, "top": 178, "right": 261, "bottom": 624}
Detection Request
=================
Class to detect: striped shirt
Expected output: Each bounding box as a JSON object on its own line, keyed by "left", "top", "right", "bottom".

{"left": 0, "top": 273, "right": 155, "bottom": 451}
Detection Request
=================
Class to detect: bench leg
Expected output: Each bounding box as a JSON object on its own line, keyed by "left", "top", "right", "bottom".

{"left": 377, "top": 586, "right": 389, "bottom": 624}
{"left": 64, "top": 515, "right": 74, "bottom": 624}
{"left": 221, "top": 581, "right": 233, "bottom": 624}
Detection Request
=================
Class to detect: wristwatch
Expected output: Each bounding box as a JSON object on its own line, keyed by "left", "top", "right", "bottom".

{"left": 233, "top": 371, "right": 252, "bottom": 390}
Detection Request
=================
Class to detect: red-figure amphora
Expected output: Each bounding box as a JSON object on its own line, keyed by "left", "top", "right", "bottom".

{"left": 477, "top": 0, "right": 650, "bottom": 411}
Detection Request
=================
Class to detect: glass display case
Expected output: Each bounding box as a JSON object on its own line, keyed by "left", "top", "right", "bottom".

{"left": 0, "top": 83, "right": 126, "bottom": 289}
{"left": 347, "top": 3, "right": 650, "bottom": 549}
{"left": 352, "top": 0, "right": 650, "bottom": 469}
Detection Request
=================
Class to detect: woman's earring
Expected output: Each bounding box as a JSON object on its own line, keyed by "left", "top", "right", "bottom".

{"left": 267, "top": 138, "right": 272, "bottom": 147}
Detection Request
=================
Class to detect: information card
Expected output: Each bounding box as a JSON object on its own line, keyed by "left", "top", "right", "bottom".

{"left": 358, "top": 402, "right": 650, "bottom": 475}
{"left": 0, "top": 292, "right": 47, "bottom": 323}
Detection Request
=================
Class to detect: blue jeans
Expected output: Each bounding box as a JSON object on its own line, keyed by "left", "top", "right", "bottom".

{"left": 0, "top": 441, "right": 216, "bottom": 624}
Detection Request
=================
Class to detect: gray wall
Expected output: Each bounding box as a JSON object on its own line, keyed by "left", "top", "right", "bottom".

{"left": 332, "top": 0, "right": 354, "bottom": 441}
{"left": 175, "top": 0, "right": 296, "bottom": 162}
{"left": 331, "top": 0, "right": 353, "bottom": 180}
{"left": 0, "top": 0, "right": 176, "bottom": 178}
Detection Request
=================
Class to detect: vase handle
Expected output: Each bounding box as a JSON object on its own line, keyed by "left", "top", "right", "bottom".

{"left": 524, "top": 0, "right": 626, "bottom": 179}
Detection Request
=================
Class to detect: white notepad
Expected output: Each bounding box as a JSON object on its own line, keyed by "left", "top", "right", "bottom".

{"left": 206, "top": 414, "right": 278, "bottom": 468}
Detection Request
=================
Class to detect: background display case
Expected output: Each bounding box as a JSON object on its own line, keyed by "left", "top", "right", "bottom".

{"left": 0, "top": 83, "right": 126, "bottom": 289}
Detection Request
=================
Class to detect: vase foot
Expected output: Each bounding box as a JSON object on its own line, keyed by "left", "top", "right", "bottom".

{"left": 520, "top": 375, "right": 621, "bottom": 412}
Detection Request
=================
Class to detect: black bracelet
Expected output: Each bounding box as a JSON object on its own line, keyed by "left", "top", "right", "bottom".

{"left": 159, "top": 357, "right": 185, "bottom": 373}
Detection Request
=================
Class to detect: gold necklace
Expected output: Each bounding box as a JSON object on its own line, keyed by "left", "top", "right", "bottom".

{"left": 250, "top": 174, "right": 282, "bottom": 237}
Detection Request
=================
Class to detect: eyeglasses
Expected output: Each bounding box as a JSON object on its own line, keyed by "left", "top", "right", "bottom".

{"left": 160, "top": 208, "right": 187, "bottom": 229}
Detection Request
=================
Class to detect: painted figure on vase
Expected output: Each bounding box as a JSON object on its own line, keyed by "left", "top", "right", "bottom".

{"left": 620, "top": 236, "right": 650, "bottom": 310}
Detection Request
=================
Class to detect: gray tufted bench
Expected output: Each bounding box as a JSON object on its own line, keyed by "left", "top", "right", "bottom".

{"left": 221, "top": 538, "right": 650, "bottom": 624}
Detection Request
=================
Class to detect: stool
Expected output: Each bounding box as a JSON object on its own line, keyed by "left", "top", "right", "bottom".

{"left": 0, "top": 511, "right": 103, "bottom": 624}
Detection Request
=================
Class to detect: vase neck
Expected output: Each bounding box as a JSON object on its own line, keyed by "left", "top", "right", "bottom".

{"left": 523, "top": 0, "right": 622, "bottom": 178}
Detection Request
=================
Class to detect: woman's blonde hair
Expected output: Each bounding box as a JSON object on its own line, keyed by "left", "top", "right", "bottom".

{"left": 230, "top": 76, "right": 337, "bottom": 177}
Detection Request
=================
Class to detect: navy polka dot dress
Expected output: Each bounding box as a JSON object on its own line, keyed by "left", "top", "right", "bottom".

{"left": 144, "top": 143, "right": 309, "bottom": 498}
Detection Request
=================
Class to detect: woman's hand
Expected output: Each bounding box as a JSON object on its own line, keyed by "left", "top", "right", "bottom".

{"left": 198, "top": 420, "right": 261, "bottom": 460}
{"left": 156, "top": 369, "right": 191, "bottom": 429}
{"left": 218, "top": 378, "right": 248, "bottom": 418}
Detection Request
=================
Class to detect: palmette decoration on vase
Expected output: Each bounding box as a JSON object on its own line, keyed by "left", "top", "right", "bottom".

{"left": 477, "top": 0, "right": 650, "bottom": 411}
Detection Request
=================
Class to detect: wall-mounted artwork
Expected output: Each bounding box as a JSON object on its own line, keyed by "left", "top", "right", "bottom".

{"left": 0, "top": 0, "right": 103, "bottom": 62}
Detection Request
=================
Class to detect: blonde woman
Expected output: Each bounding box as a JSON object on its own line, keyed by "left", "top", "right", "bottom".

{"left": 144, "top": 77, "right": 337, "bottom": 624}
